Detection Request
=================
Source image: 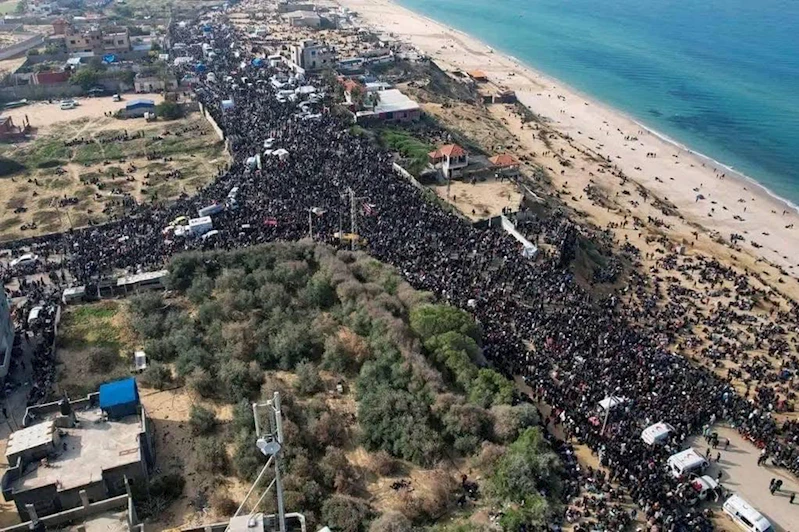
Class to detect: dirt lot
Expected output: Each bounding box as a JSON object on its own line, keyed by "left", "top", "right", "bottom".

{"left": 0, "top": 95, "right": 229, "bottom": 241}
{"left": 433, "top": 177, "right": 522, "bottom": 220}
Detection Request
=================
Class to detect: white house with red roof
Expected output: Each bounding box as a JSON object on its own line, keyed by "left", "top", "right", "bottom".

{"left": 429, "top": 144, "right": 469, "bottom": 177}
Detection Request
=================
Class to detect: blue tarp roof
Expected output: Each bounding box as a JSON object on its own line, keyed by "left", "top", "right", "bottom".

{"left": 126, "top": 99, "right": 155, "bottom": 108}
{"left": 99, "top": 377, "right": 139, "bottom": 410}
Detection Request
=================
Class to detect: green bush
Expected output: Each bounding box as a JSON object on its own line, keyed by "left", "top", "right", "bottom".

{"left": 468, "top": 369, "right": 514, "bottom": 408}
{"left": 87, "top": 346, "right": 120, "bottom": 373}
{"left": 294, "top": 360, "right": 322, "bottom": 396}
{"left": 138, "top": 362, "right": 173, "bottom": 390}
{"left": 491, "top": 403, "right": 539, "bottom": 443}
{"left": 358, "top": 386, "right": 443, "bottom": 466}
{"left": 488, "top": 428, "right": 562, "bottom": 512}
{"left": 410, "top": 304, "right": 481, "bottom": 343}
{"left": 196, "top": 436, "right": 228, "bottom": 474}
{"left": 0, "top": 157, "right": 25, "bottom": 176}
{"left": 321, "top": 495, "right": 372, "bottom": 532}
{"left": 189, "top": 405, "right": 217, "bottom": 435}
{"left": 232, "top": 429, "right": 265, "bottom": 481}
{"left": 156, "top": 101, "right": 183, "bottom": 120}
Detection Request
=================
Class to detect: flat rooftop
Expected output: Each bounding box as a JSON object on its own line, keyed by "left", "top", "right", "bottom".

{"left": 356, "top": 89, "right": 420, "bottom": 119}
{"left": 12, "top": 408, "right": 142, "bottom": 493}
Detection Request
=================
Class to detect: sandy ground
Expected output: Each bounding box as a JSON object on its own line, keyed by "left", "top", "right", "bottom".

{"left": 333, "top": 0, "right": 799, "bottom": 276}
{"left": 687, "top": 427, "right": 799, "bottom": 532}
{"left": 2, "top": 94, "right": 166, "bottom": 137}
{"left": 433, "top": 177, "right": 521, "bottom": 221}
{"left": 0, "top": 94, "right": 228, "bottom": 241}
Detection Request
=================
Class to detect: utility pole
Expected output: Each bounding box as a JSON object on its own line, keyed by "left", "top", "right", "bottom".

{"left": 252, "top": 393, "right": 286, "bottom": 532}
{"left": 349, "top": 187, "right": 357, "bottom": 251}
{"left": 346, "top": 187, "right": 369, "bottom": 251}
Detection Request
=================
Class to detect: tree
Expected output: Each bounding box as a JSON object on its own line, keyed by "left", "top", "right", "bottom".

{"left": 320, "top": 495, "right": 372, "bottom": 532}
{"left": 368, "top": 512, "right": 412, "bottom": 532}
{"left": 189, "top": 405, "right": 217, "bottom": 435}
{"left": 138, "top": 362, "right": 173, "bottom": 390}
{"left": 491, "top": 403, "right": 539, "bottom": 443}
{"left": 358, "top": 386, "right": 443, "bottom": 466}
{"left": 156, "top": 101, "right": 183, "bottom": 120}
{"left": 468, "top": 369, "right": 514, "bottom": 408}
{"left": 410, "top": 304, "right": 481, "bottom": 343}
{"left": 488, "top": 428, "right": 562, "bottom": 514}
{"left": 294, "top": 360, "right": 322, "bottom": 396}
{"left": 196, "top": 436, "right": 228, "bottom": 474}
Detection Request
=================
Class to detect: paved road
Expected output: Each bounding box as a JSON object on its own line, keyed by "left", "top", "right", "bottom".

{"left": 688, "top": 426, "right": 799, "bottom": 532}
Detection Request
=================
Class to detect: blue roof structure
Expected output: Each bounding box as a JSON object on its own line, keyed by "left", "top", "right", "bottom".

{"left": 99, "top": 377, "right": 140, "bottom": 419}
{"left": 126, "top": 99, "right": 155, "bottom": 109}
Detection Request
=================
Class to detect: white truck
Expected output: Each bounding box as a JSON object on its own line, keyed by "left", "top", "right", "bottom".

{"left": 188, "top": 216, "right": 213, "bottom": 236}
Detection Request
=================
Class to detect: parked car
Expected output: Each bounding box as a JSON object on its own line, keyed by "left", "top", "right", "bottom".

{"left": 9, "top": 252, "right": 38, "bottom": 267}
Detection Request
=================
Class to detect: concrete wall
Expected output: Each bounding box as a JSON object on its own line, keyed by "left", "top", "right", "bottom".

{"left": 1, "top": 494, "right": 135, "bottom": 532}
{"left": 103, "top": 460, "right": 147, "bottom": 496}
{"left": 198, "top": 101, "right": 225, "bottom": 141}
{"left": 0, "top": 82, "right": 83, "bottom": 101}
{"left": 392, "top": 162, "right": 423, "bottom": 190}
{"left": 58, "top": 480, "right": 105, "bottom": 510}
{"left": 0, "top": 34, "right": 45, "bottom": 61}
{"left": 14, "top": 483, "right": 58, "bottom": 521}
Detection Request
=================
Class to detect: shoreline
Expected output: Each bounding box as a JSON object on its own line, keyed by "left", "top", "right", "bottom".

{"left": 392, "top": 5, "right": 799, "bottom": 216}
{"left": 332, "top": 0, "right": 799, "bottom": 273}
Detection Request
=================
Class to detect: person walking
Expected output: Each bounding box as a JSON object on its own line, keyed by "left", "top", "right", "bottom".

{"left": 790, "top": 493, "right": 795, "bottom": 504}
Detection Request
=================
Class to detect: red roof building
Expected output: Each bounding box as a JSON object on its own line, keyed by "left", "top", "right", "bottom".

{"left": 429, "top": 144, "right": 469, "bottom": 177}
{"left": 489, "top": 153, "right": 519, "bottom": 168}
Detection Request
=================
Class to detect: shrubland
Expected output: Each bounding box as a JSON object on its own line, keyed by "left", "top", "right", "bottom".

{"left": 121, "top": 242, "right": 563, "bottom": 529}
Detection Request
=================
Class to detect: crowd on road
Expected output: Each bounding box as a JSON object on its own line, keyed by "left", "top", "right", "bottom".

{"left": 2, "top": 16, "right": 799, "bottom": 531}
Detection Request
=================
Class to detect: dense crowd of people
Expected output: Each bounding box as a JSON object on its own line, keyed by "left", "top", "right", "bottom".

{"left": 2, "top": 15, "right": 799, "bottom": 530}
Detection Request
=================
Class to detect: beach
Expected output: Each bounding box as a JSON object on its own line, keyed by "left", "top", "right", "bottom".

{"left": 333, "top": 0, "right": 799, "bottom": 276}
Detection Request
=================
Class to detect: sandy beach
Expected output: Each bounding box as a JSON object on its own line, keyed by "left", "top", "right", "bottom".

{"left": 333, "top": 0, "right": 799, "bottom": 275}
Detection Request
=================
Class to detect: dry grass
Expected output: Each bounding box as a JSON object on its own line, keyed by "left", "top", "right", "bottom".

{"left": 0, "top": 99, "right": 229, "bottom": 241}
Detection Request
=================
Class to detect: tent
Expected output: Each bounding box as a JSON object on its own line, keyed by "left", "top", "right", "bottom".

{"left": 99, "top": 377, "right": 140, "bottom": 420}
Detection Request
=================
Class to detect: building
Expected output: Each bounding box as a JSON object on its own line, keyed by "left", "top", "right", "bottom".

{"left": 66, "top": 28, "right": 103, "bottom": 53}
{"left": 355, "top": 89, "right": 421, "bottom": 123}
{"left": 0, "top": 493, "right": 143, "bottom": 532}
{"left": 134, "top": 74, "right": 178, "bottom": 93}
{"left": 283, "top": 10, "right": 321, "bottom": 28}
{"left": 52, "top": 18, "right": 70, "bottom": 36}
{"left": 1, "top": 378, "right": 155, "bottom": 522}
{"left": 290, "top": 39, "right": 335, "bottom": 72}
{"left": 121, "top": 99, "right": 155, "bottom": 118}
{"left": 102, "top": 28, "right": 131, "bottom": 53}
{"left": 0, "top": 293, "right": 14, "bottom": 384}
{"left": 429, "top": 144, "right": 469, "bottom": 177}
{"left": 489, "top": 153, "right": 520, "bottom": 175}
{"left": 181, "top": 512, "right": 308, "bottom": 532}
{"left": 66, "top": 27, "right": 130, "bottom": 54}
{"left": 32, "top": 70, "right": 71, "bottom": 85}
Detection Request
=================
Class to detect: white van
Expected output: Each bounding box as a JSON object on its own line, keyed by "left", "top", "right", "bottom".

{"left": 667, "top": 448, "right": 708, "bottom": 478}
{"left": 723, "top": 495, "right": 773, "bottom": 532}
{"left": 642, "top": 422, "right": 674, "bottom": 445}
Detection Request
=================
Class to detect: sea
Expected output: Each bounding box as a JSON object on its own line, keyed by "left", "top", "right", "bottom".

{"left": 396, "top": 0, "right": 799, "bottom": 205}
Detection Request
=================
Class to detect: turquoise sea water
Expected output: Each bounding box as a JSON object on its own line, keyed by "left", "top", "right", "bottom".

{"left": 397, "top": 0, "right": 799, "bottom": 204}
